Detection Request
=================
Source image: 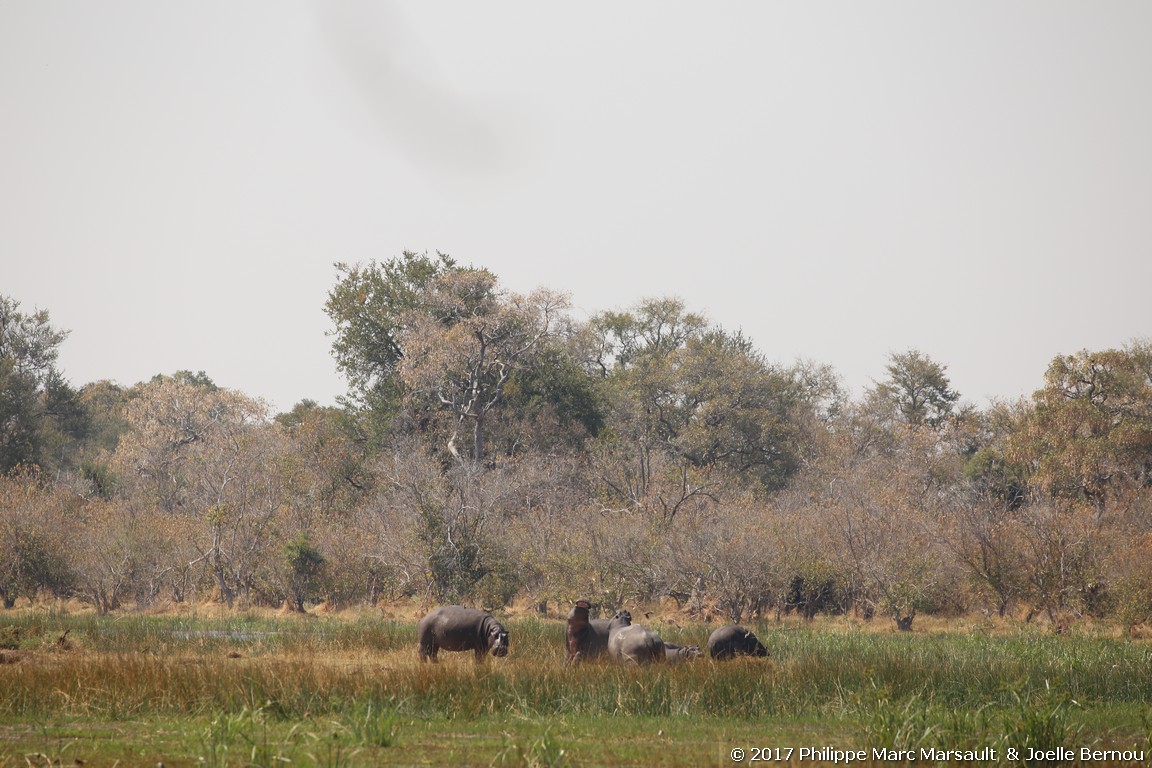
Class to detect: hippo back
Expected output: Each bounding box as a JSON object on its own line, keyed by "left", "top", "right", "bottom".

{"left": 608, "top": 620, "right": 665, "bottom": 666}
{"left": 573, "top": 618, "right": 613, "bottom": 661}
{"left": 418, "top": 606, "right": 508, "bottom": 661}
{"left": 707, "top": 624, "right": 767, "bottom": 660}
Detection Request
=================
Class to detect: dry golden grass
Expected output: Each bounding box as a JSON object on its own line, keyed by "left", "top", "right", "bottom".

{"left": 2, "top": 606, "right": 1152, "bottom": 766}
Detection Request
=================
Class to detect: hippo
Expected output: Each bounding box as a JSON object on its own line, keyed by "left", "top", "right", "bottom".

{"left": 417, "top": 605, "right": 509, "bottom": 662}
{"left": 664, "top": 642, "right": 702, "bottom": 663}
{"left": 607, "top": 610, "right": 665, "bottom": 665}
{"left": 565, "top": 598, "right": 613, "bottom": 664}
{"left": 707, "top": 624, "right": 767, "bottom": 660}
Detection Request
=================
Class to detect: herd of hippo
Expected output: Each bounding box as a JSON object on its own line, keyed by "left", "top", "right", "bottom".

{"left": 416, "top": 600, "right": 768, "bottom": 665}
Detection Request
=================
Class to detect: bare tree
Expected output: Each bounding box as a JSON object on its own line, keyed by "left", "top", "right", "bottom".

{"left": 112, "top": 377, "right": 287, "bottom": 607}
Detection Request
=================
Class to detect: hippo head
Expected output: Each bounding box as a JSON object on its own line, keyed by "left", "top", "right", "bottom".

{"left": 608, "top": 610, "right": 632, "bottom": 631}
{"left": 489, "top": 625, "right": 510, "bottom": 657}
{"left": 742, "top": 630, "right": 768, "bottom": 657}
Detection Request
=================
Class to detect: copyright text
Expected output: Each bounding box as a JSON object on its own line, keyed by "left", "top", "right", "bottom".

{"left": 728, "top": 746, "right": 1147, "bottom": 763}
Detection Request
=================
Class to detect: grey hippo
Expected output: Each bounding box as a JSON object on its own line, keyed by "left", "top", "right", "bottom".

{"left": 607, "top": 610, "right": 666, "bottom": 665}
{"left": 417, "top": 605, "right": 509, "bottom": 662}
{"left": 707, "top": 624, "right": 767, "bottom": 660}
{"left": 564, "top": 598, "right": 613, "bottom": 664}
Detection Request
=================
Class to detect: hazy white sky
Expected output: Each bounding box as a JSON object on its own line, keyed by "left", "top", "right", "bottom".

{"left": 3, "top": 1, "right": 1150, "bottom": 412}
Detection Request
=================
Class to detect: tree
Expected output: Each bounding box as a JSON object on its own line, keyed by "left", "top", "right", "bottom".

{"left": 675, "top": 496, "right": 793, "bottom": 623}
{"left": 0, "top": 467, "right": 77, "bottom": 607}
{"left": 274, "top": 399, "right": 372, "bottom": 520}
{"left": 369, "top": 442, "right": 518, "bottom": 605}
{"left": 1105, "top": 527, "right": 1152, "bottom": 631}
{"left": 326, "top": 253, "right": 577, "bottom": 465}
{"left": 324, "top": 252, "right": 456, "bottom": 436}
{"left": 867, "top": 349, "right": 960, "bottom": 429}
{"left": 493, "top": 343, "right": 605, "bottom": 456}
{"left": 1010, "top": 341, "right": 1152, "bottom": 514}
{"left": 589, "top": 298, "right": 812, "bottom": 501}
{"left": 151, "top": 369, "right": 219, "bottom": 391}
{"left": 791, "top": 412, "right": 965, "bottom": 629}
{"left": 398, "top": 270, "right": 570, "bottom": 465}
{"left": 273, "top": 400, "right": 372, "bottom": 607}
{"left": 590, "top": 296, "right": 708, "bottom": 373}
{"left": 70, "top": 497, "right": 193, "bottom": 613}
{"left": 0, "top": 296, "right": 84, "bottom": 473}
{"left": 490, "top": 452, "right": 597, "bottom": 611}
{"left": 674, "top": 330, "right": 809, "bottom": 487}
{"left": 1010, "top": 500, "right": 1109, "bottom": 623}
{"left": 905, "top": 400, "right": 1026, "bottom": 615}
{"left": 940, "top": 492, "right": 1025, "bottom": 617}
{"left": 281, "top": 534, "right": 327, "bottom": 612}
{"left": 112, "top": 376, "right": 285, "bottom": 607}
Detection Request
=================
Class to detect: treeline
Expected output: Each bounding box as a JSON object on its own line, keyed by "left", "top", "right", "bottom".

{"left": 2, "top": 254, "right": 1151, "bottom": 630}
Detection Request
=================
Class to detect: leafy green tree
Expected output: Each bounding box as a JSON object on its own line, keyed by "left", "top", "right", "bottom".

{"left": 0, "top": 296, "right": 84, "bottom": 472}
{"left": 151, "top": 370, "right": 218, "bottom": 391}
{"left": 590, "top": 296, "right": 708, "bottom": 372}
{"left": 590, "top": 298, "right": 810, "bottom": 501}
{"left": 324, "top": 251, "right": 456, "bottom": 435}
{"left": 491, "top": 343, "right": 604, "bottom": 457}
{"left": 674, "top": 330, "right": 808, "bottom": 487}
{"left": 328, "top": 254, "right": 574, "bottom": 464}
{"left": 867, "top": 349, "right": 960, "bottom": 429}
{"left": 36, "top": 370, "right": 89, "bottom": 471}
{"left": 272, "top": 399, "right": 373, "bottom": 606}
{"left": 65, "top": 380, "right": 133, "bottom": 499}
{"left": 791, "top": 358, "right": 848, "bottom": 425}
{"left": 930, "top": 401, "right": 1031, "bottom": 615}
{"left": 963, "top": 447, "right": 1027, "bottom": 511}
{"left": 282, "top": 534, "right": 327, "bottom": 612}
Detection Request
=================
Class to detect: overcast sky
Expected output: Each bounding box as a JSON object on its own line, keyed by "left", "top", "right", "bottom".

{"left": 3, "top": 2, "right": 1150, "bottom": 413}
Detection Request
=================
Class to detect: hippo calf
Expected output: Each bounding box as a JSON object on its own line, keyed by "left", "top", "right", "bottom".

{"left": 565, "top": 599, "right": 613, "bottom": 664}
{"left": 664, "top": 642, "right": 702, "bottom": 663}
{"left": 417, "top": 606, "right": 509, "bottom": 662}
{"left": 607, "top": 610, "right": 665, "bottom": 666}
{"left": 707, "top": 624, "right": 767, "bottom": 660}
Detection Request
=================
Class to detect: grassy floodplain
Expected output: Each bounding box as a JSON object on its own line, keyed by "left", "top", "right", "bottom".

{"left": 2, "top": 608, "right": 1151, "bottom": 767}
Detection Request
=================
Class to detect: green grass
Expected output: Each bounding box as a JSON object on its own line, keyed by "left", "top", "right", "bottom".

{"left": 2, "top": 612, "right": 1151, "bottom": 765}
